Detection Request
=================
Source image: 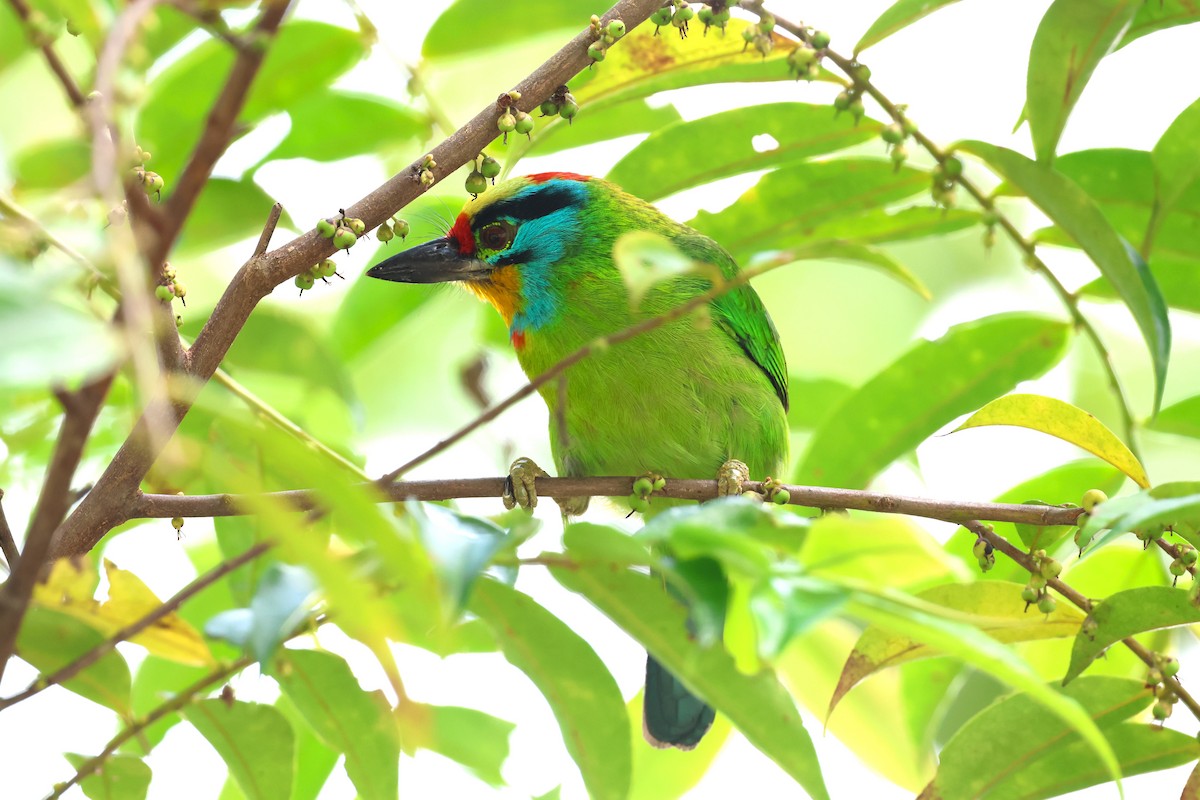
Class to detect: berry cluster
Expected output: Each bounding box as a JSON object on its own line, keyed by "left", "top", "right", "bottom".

{"left": 376, "top": 215, "right": 409, "bottom": 243}
{"left": 294, "top": 259, "right": 341, "bottom": 294}
{"left": 1170, "top": 543, "right": 1198, "bottom": 584}
{"left": 971, "top": 532, "right": 995, "bottom": 572}
{"left": 465, "top": 155, "right": 502, "bottom": 199}
{"left": 1147, "top": 654, "right": 1182, "bottom": 722}
{"left": 759, "top": 477, "right": 791, "bottom": 505}
{"left": 628, "top": 474, "right": 666, "bottom": 515}
{"left": 696, "top": 2, "right": 733, "bottom": 35}
{"left": 413, "top": 153, "right": 437, "bottom": 188}
{"left": 587, "top": 15, "right": 626, "bottom": 63}
{"left": 131, "top": 144, "right": 164, "bottom": 201}
{"left": 538, "top": 85, "right": 579, "bottom": 123}
{"left": 877, "top": 109, "right": 919, "bottom": 171}
{"left": 495, "top": 91, "right": 533, "bottom": 144}
{"left": 153, "top": 262, "right": 187, "bottom": 326}
{"left": 316, "top": 209, "right": 366, "bottom": 252}
{"left": 785, "top": 29, "right": 829, "bottom": 81}
{"left": 1020, "top": 549, "right": 1061, "bottom": 615}
{"left": 740, "top": 9, "right": 777, "bottom": 56}
{"left": 650, "top": 1, "right": 694, "bottom": 38}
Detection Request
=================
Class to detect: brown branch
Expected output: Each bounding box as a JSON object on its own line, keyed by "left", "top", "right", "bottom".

{"left": 967, "top": 521, "right": 1200, "bottom": 722}
{"left": 0, "top": 541, "right": 271, "bottom": 710}
{"left": 5, "top": 0, "right": 87, "bottom": 108}
{"left": 0, "top": 490, "right": 17, "bottom": 571}
{"left": 48, "top": 655, "right": 254, "bottom": 799}
{"left": 49, "top": 0, "right": 671, "bottom": 560}
{"left": 127, "top": 479, "right": 1085, "bottom": 527}
{"left": 0, "top": 375, "right": 114, "bottom": 685}
{"left": 252, "top": 202, "right": 283, "bottom": 258}
{"left": 157, "top": 0, "right": 291, "bottom": 265}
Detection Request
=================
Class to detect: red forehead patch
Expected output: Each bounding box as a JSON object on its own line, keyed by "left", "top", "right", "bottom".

{"left": 448, "top": 212, "right": 475, "bottom": 255}
{"left": 527, "top": 172, "right": 591, "bottom": 184}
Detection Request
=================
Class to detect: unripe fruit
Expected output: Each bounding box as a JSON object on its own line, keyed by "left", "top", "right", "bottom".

{"left": 480, "top": 156, "right": 502, "bottom": 180}
{"left": 175, "top": 314, "right": 183, "bottom": 328}
{"left": 901, "top": 118, "right": 919, "bottom": 135}
{"left": 1171, "top": 559, "right": 1187, "bottom": 577}
{"left": 1040, "top": 559, "right": 1062, "bottom": 579}
{"left": 155, "top": 284, "right": 174, "bottom": 302}
{"left": 741, "top": 26, "right": 756, "bottom": 44}
{"left": 316, "top": 219, "right": 336, "bottom": 238}
{"left": 881, "top": 123, "right": 905, "bottom": 144}
{"left": 392, "top": 218, "right": 410, "bottom": 239}
{"left": 628, "top": 494, "right": 650, "bottom": 514}
{"left": 295, "top": 273, "right": 314, "bottom": 290}
{"left": 171, "top": 517, "right": 184, "bottom": 531}
{"left": 978, "top": 552, "right": 995, "bottom": 572}
{"left": 143, "top": 171, "right": 164, "bottom": 195}
{"left": 633, "top": 477, "right": 653, "bottom": 497}
{"left": 754, "top": 35, "right": 773, "bottom": 57}
{"left": 850, "top": 62, "right": 871, "bottom": 82}
{"left": 1021, "top": 586, "right": 1039, "bottom": 604}
{"left": 650, "top": 7, "right": 673, "bottom": 27}
{"left": 1163, "top": 658, "right": 1181, "bottom": 678}
{"left": 1029, "top": 573, "right": 1047, "bottom": 590}
{"left": 1153, "top": 701, "right": 1172, "bottom": 721}
{"left": 514, "top": 111, "right": 534, "bottom": 136}
{"left": 833, "top": 91, "right": 852, "bottom": 111}
{"left": 698, "top": 6, "right": 714, "bottom": 25}
{"left": 942, "top": 156, "right": 963, "bottom": 178}
{"left": 1081, "top": 489, "right": 1108, "bottom": 513}
{"left": 345, "top": 217, "right": 366, "bottom": 235}
{"left": 588, "top": 42, "right": 607, "bottom": 62}
{"left": 539, "top": 100, "right": 559, "bottom": 117}
{"left": 789, "top": 47, "right": 816, "bottom": 69}
{"left": 1037, "top": 594, "right": 1057, "bottom": 614}
{"left": 607, "top": 19, "right": 625, "bottom": 38}
{"left": 172, "top": 282, "right": 187, "bottom": 299}
{"left": 972, "top": 539, "right": 989, "bottom": 560}
{"left": 317, "top": 259, "right": 337, "bottom": 278}
{"left": 757, "top": 13, "right": 774, "bottom": 32}
{"left": 560, "top": 98, "right": 579, "bottom": 122}
{"left": 772, "top": 488, "right": 790, "bottom": 505}
{"left": 849, "top": 97, "right": 865, "bottom": 121}
{"left": 811, "top": 30, "right": 831, "bottom": 49}
{"left": 465, "top": 170, "right": 488, "bottom": 197}
{"left": 333, "top": 227, "right": 356, "bottom": 249}
{"left": 1183, "top": 548, "right": 1198, "bottom": 566}
{"left": 652, "top": 477, "right": 666, "bottom": 492}
{"left": 890, "top": 144, "right": 908, "bottom": 168}
{"left": 377, "top": 222, "right": 394, "bottom": 242}
{"left": 497, "top": 111, "right": 517, "bottom": 133}
{"left": 163, "top": 264, "right": 176, "bottom": 280}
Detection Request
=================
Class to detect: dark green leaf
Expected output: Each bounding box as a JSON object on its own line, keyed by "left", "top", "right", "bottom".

{"left": 919, "top": 677, "right": 1187, "bottom": 800}
{"left": 1065, "top": 587, "right": 1200, "bottom": 684}
{"left": 961, "top": 141, "right": 1171, "bottom": 411}
{"left": 12, "top": 137, "right": 90, "bottom": 190}
{"left": 407, "top": 501, "right": 506, "bottom": 610}
{"left": 178, "top": 178, "right": 293, "bottom": 255}
{"left": 64, "top": 753, "right": 151, "bottom": 800}
{"left": 397, "top": 703, "right": 514, "bottom": 787}
{"left": 607, "top": 103, "right": 879, "bottom": 201}
{"left": 551, "top": 559, "right": 828, "bottom": 800}
{"left": 856, "top": 0, "right": 965, "bottom": 53}
{"left": 274, "top": 649, "right": 399, "bottom": 800}
{"left": 274, "top": 695, "right": 339, "bottom": 800}
{"left": 688, "top": 159, "right": 930, "bottom": 262}
{"left": 260, "top": 90, "right": 428, "bottom": 166}
{"left": 1152, "top": 396, "right": 1200, "bottom": 439}
{"left": 1024, "top": 0, "right": 1141, "bottom": 161}
{"left": 1117, "top": 0, "right": 1200, "bottom": 48}
{"left": 795, "top": 314, "right": 1071, "bottom": 489}
{"left": 803, "top": 206, "right": 981, "bottom": 244}
{"left": 182, "top": 700, "right": 294, "bottom": 800}
{"left": 470, "top": 578, "right": 630, "bottom": 800}
{"left": 17, "top": 607, "right": 132, "bottom": 714}
{"left": 423, "top": 0, "right": 594, "bottom": 58}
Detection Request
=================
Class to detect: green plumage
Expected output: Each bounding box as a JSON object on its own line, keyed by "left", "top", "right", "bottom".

{"left": 368, "top": 174, "right": 789, "bottom": 749}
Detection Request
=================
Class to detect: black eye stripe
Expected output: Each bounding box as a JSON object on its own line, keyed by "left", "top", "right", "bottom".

{"left": 472, "top": 183, "right": 583, "bottom": 231}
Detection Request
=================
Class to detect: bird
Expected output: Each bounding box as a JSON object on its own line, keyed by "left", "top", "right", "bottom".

{"left": 367, "top": 172, "right": 789, "bottom": 749}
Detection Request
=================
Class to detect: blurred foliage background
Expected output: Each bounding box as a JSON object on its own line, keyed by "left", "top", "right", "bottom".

{"left": 2, "top": 0, "right": 1200, "bottom": 798}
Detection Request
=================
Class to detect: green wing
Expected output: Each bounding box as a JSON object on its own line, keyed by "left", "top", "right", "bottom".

{"left": 676, "top": 234, "right": 789, "bottom": 410}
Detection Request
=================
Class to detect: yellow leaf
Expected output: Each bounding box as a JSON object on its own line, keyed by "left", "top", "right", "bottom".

{"left": 952, "top": 393, "right": 1150, "bottom": 488}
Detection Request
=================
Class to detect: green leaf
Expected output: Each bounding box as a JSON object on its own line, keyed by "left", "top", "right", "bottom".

{"left": 525, "top": 100, "right": 682, "bottom": 157}
{"left": 1079, "top": 482, "right": 1200, "bottom": 548}
{"left": 551, "top": 558, "right": 829, "bottom": 800}
{"left": 11, "top": 137, "right": 90, "bottom": 190}
{"left": 1117, "top": 0, "right": 1200, "bottom": 48}
{"left": 802, "top": 514, "right": 959, "bottom": 592}
{"left": 1152, "top": 396, "right": 1200, "bottom": 439}
{"left": 607, "top": 103, "right": 879, "bottom": 201}
{"left": 628, "top": 692, "right": 732, "bottom": 800}
{"left": 469, "top": 578, "right": 631, "bottom": 800}
{"left": 274, "top": 649, "right": 399, "bottom": 800}
{"left": 1149, "top": 95, "right": 1200, "bottom": 242}
{"left": 259, "top": 90, "right": 428, "bottom": 167}
{"left": 0, "top": 2, "right": 29, "bottom": 75}
{"left": 832, "top": 582, "right": 1084, "bottom": 713}
{"left": 423, "top": 0, "right": 592, "bottom": 58}
{"left": 787, "top": 376, "right": 852, "bottom": 431}
{"left": 855, "top": 0, "right": 965, "bottom": 53}
{"left": 273, "top": 694, "right": 339, "bottom": 800}
{"left": 960, "top": 141, "right": 1171, "bottom": 411}
{"left": 182, "top": 700, "right": 294, "bottom": 800}
{"left": 397, "top": 703, "right": 514, "bottom": 787}
{"left": 919, "top": 677, "right": 1188, "bottom": 799}
{"left": 17, "top": 607, "right": 132, "bottom": 715}
{"left": 1024, "top": 0, "right": 1141, "bottom": 161}
{"left": 406, "top": 501, "right": 505, "bottom": 611}
{"left": 952, "top": 394, "right": 1150, "bottom": 489}
{"left": 785, "top": 239, "right": 931, "bottom": 300}
{"left": 64, "top": 753, "right": 152, "bottom": 800}
{"left": 126, "top": 656, "right": 207, "bottom": 755}
{"left": 214, "top": 516, "right": 272, "bottom": 607}
{"left": 795, "top": 314, "right": 1071, "bottom": 489}
{"left": 689, "top": 159, "right": 931, "bottom": 263}
{"left": 204, "top": 564, "right": 317, "bottom": 664}
{"left": 1065, "top": 587, "right": 1200, "bottom": 684}
{"left": 178, "top": 178, "right": 293, "bottom": 255}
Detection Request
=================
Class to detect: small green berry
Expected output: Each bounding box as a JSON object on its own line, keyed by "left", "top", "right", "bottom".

{"left": 497, "top": 111, "right": 517, "bottom": 133}
{"left": 942, "top": 156, "right": 963, "bottom": 178}
{"left": 559, "top": 98, "right": 579, "bottom": 122}
{"left": 392, "top": 218, "right": 410, "bottom": 239}
{"left": 833, "top": 91, "right": 852, "bottom": 112}
{"left": 628, "top": 494, "right": 650, "bottom": 514}
{"left": 901, "top": 118, "right": 919, "bottom": 135}
{"left": 1163, "top": 658, "right": 1181, "bottom": 679}
{"left": 1081, "top": 489, "right": 1108, "bottom": 513}
{"left": 316, "top": 218, "right": 336, "bottom": 238}
{"left": 377, "top": 222, "right": 394, "bottom": 242}
{"left": 632, "top": 477, "right": 653, "bottom": 497}
{"left": 514, "top": 111, "right": 534, "bottom": 137}
{"left": 175, "top": 314, "right": 183, "bottom": 329}
{"left": 172, "top": 281, "right": 187, "bottom": 299}
{"left": 155, "top": 284, "right": 174, "bottom": 302}
{"left": 652, "top": 477, "right": 666, "bottom": 492}
{"left": 420, "top": 169, "right": 436, "bottom": 187}
{"left": 850, "top": 62, "right": 871, "bottom": 82}
{"left": 789, "top": 47, "right": 816, "bottom": 69}
{"left": 1171, "top": 559, "right": 1187, "bottom": 577}
{"left": 972, "top": 539, "right": 990, "bottom": 560}
{"left": 480, "top": 156, "right": 502, "bottom": 180}
{"left": 345, "top": 217, "right": 366, "bottom": 236}
{"left": 295, "top": 273, "right": 315, "bottom": 291}
{"left": 539, "top": 100, "right": 559, "bottom": 117}
{"left": 588, "top": 41, "right": 607, "bottom": 62}
{"left": 772, "top": 488, "right": 790, "bottom": 505}
{"left": 881, "top": 123, "right": 905, "bottom": 144}
{"left": 317, "top": 259, "right": 338, "bottom": 278}
{"left": 811, "top": 30, "right": 831, "bottom": 49}
{"left": 1037, "top": 594, "right": 1057, "bottom": 614}
{"left": 890, "top": 144, "right": 908, "bottom": 170}
{"left": 978, "top": 552, "right": 995, "bottom": 572}
{"left": 466, "top": 170, "right": 488, "bottom": 197}
{"left": 606, "top": 19, "right": 626, "bottom": 38}
{"left": 1182, "top": 548, "right": 1198, "bottom": 566}
{"left": 333, "top": 227, "right": 356, "bottom": 250}
{"left": 1040, "top": 559, "right": 1062, "bottom": 580}
{"left": 757, "top": 13, "right": 774, "bottom": 33}
{"left": 142, "top": 171, "right": 164, "bottom": 196}
{"left": 1153, "top": 701, "right": 1172, "bottom": 721}
{"left": 1021, "top": 585, "right": 1039, "bottom": 604}
{"left": 1029, "top": 573, "right": 1047, "bottom": 590}
{"left": 171, "top": 517, "right": 184, "bottom": 531}
{"left": 741, "top": 26, "right": 756, "bottom": 44}
{"left": 848, "top": 97, "right": 865, "bottom": 122}
{"left": 650, "top": 7, "right": 673, "bottom": 27}
{"left": 754, "top": 34, "right": 773, "bottom": 57}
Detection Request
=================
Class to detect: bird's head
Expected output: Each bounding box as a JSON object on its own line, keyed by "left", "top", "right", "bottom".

{"left": 367, "top": 172, "right": 605, "bottom": 346}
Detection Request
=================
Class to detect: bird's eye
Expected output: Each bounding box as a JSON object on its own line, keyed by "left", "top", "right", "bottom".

{"left": 479, "top": 221, "right": 516, "bottom": 251}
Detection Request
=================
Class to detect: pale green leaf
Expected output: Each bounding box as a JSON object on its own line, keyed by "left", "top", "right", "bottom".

{"left": 64, "top": 753, "right": 151, "bottom": 800}
{"left": 182, "top": 700, "right": 294, "bottom": 800}
{"left": 1065, "top": 587, "right": 1200, "bottom": 684}
{"left": 856, "top": 1, "right": 965, "bottom": 53}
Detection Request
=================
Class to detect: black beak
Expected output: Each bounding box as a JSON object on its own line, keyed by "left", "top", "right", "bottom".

{"left": 366, "top": 237, "right": 491, "bottom": 284}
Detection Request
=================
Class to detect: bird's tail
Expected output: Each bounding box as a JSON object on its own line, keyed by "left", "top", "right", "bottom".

{"left": 642, "top": 655, "right": 714, "bottom": 750}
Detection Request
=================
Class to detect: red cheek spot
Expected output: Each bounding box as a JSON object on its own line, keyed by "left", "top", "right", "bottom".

{"left": 511, "top": 330, "right": 526, "bottom": 350}
{"left": 448, "top": 213, "right": 475, "bottom": 255}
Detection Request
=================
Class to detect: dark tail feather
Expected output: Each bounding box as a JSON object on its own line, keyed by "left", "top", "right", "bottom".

{"left": 642, "top": 655, "right": 714, "bottom": 750}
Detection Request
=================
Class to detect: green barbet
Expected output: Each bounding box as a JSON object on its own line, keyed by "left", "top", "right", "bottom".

{"left": 367, "top": 173, "right": 788, "bottom": 749}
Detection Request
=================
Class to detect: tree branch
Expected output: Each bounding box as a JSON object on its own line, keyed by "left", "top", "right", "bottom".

{"left": 5, "top": 0, "right": 87, "bottom": 108}
{"left": 0, "top": 541, "right": 271, "bottom": 710}
{"left": 48, "top": 0, "right": 671, "bottom": 560}
{"left": 967, "top": 521, "right": 1200, "bottom": 722}
{"left": 127, "top": 478, "right": 1085, "bottom": 527}
{"left": 0, "top": 490, "right": 17, "bottom": 571}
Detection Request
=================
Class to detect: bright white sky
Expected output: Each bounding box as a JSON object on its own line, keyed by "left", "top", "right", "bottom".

{"left": 4, "top": 1, "right": 1200, "bottom": 798}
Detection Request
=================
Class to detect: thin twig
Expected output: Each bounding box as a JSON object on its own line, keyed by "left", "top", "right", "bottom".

{"left": 5, "top": 0, "right": 87, "bottom": 108}
{"left": 252, "top": 202, "right": 283, "bottom": 258}
{"left": 751, "top": 2, "right": 1141, "bottom": 456}
{"left": 967, "top": 521, "right": 1200, "bottom": 722}
{"left": 48, "top": 655, "right": 254, "bottom": 799}
{"left": 129, "top": 479, "right": 1085, "bottom": 527}
{"left": 0, "top": 541, "right": 271, "bottom": 710}
{"left": 0, "top": 490, "right": 17, "bottom": 571}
